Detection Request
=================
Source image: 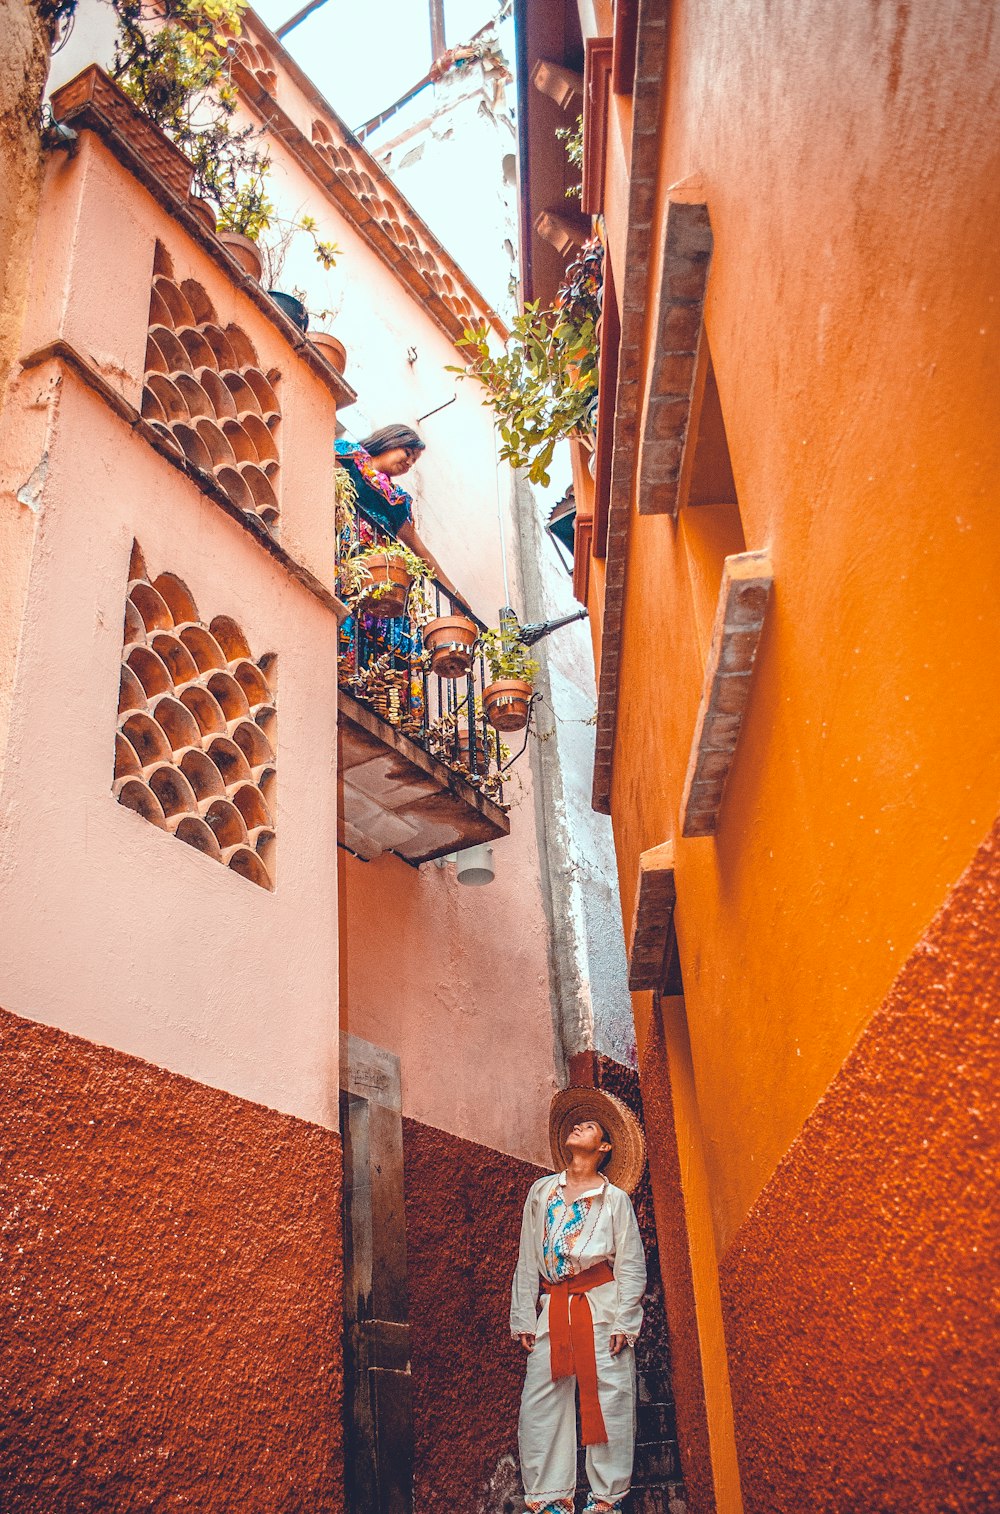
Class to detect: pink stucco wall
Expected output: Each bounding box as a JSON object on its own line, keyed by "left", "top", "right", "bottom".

{"left": 0, "top": 127, "right": 342, "bottom": 1129}
{"left": 340, "top": 843, "right": 556, "bottom": 1167}
{"left": 20, "top": 11, "right": 562, "bottom": 1165}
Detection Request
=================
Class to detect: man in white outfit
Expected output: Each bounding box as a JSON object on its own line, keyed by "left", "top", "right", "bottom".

{"left": 510, "top": 1087, "right": 647, "bottom": 1514}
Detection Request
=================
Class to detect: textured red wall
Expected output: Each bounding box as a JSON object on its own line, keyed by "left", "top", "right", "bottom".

{"left": 720, "top": 821, "right": 1000, "bottom": 1513}
{"left": 401, "top": 1118, "right": 543, "bottom": 1514}
{"left": 0, "top": 1008, "right": 344, "bottom": 1514}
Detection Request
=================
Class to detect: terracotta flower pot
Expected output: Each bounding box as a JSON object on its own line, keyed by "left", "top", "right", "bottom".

{"left": 483, "top": 677, "right": 533, "bottom": 732}
{"left": 423, "top": 614, "right": 478, "bottom": 679}
{"left": 355, "top": 553, "right": 412, "bottom": 618}
{"left": 188, "top": 195, "right": 217, "bottom": 234}
{"left": 310, "top": 330, "right": 348, "bottom": 375}
{"left": 219, "top": 230, "right": 263, "bottom": 281}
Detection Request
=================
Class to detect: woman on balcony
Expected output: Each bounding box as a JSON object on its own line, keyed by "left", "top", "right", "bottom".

{"left": 335, "top": 423, "right": 473, "bottom": 738}
{"left": 334, "top": 424, "right": 468, "bottom": 609}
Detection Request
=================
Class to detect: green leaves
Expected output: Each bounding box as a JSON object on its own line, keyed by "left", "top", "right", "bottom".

{"left": 114, "top": 0, "right": 272, "bottom": 234}
{"left": 453, "top": 308, "right": 598, "bottom": 484}
{"left": 479, "top": 628, "right": 540, "bottom": 684}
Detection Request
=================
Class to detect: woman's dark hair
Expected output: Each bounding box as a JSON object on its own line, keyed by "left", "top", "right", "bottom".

{"left": 597, "top": 1122, "right": 613, "bottom": 1172}
{"left": 360, "top": 424, "right": 425, "bottom": 460}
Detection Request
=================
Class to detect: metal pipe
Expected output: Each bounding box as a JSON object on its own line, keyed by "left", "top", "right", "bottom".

{"left": 275, "top": 0, "right": 331, "bottom": 41}
{"left": 429, "top": 0, "right": 446, "bottom": 58}
{"left": 517, "top": 607, "right": 589, "bottom": 646}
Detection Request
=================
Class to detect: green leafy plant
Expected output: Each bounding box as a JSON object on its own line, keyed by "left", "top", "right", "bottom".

{"left": 479, "top": 628, "right": 540, "bottom": 684}
{"left": 339, "top": 537, "right": 432, "bottom": 616}
{"left": 451, "top": 238, "right": 603, "bottom": 486}
{"left": 109, "top": 0, "right": 342, "bottom": 262}
{"left": 216, "top": 156, "right": 274, "bottom": 239}
{"left": 333, "top": 459, "right": 359, "bottom": 538}
{"left": 556, "top": 114, "right": 583, "bottom": 200}
{"left": 112, "top": 0, "right": 270, "bottom": 221}
{"left": 297, "top": 214, "right": 341, "bottom": 271}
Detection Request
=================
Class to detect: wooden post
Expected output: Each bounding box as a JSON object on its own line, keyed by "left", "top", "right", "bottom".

{"left": 341, "top": 1036, "right": 413, "bottom": 1514}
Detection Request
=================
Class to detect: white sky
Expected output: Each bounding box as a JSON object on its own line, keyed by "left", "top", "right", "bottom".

{"left": 251, "top": 0, "right": 503, "bottom": 132}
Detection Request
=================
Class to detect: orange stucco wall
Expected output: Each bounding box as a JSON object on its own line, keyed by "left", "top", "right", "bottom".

{"left": 580, "top": 5, "right": 1000, "bottom": 1505}
{"left": 718, "top": 821, "right": 999, "bottom": 1513}
{"left": 601, "top": 0, "right": 1000, "bottom": 1252}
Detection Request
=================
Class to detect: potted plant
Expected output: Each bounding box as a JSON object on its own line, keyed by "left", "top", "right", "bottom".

{"left": 456, "top": 726, "right": 488, "bottom": 771}
{"left": 111, "top": 0, "right": 342, "bottom": 308}
{"left": 216, "top": 164, "right": 273, "bottom": 279}
{"left": 450, "top": 238, "right": 603, "bottom": 487}
{"left": 428, "top": 706, "right": 492, "bottom": 776}
{"left": 479, "top": 628, "right": 539, "bottom": 733}
{"left": 259, "top": 216, "right": 342, "bottom": 333}
{"left": 267, "top": 288, "right": 309, "bottom": 331}
{"left": 340, "top": 539, "right": 430, "bottom": 620}
{"left": 112, "top": 0, "right": 270, "bottom": 242}
{"left": 422, "top": 612, "right": 479, "bottom": 679}
{"left": 188, "top": 194, "right": 218, "bottom": 233}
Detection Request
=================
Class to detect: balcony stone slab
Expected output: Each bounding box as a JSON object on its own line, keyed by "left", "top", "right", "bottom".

{"left": 627, "top": 841, "right": 682, "bottom": 994}
{"left": 338, "top": 691, "right": 510, "bottom": 865}
{"left": 680, "top": 551, "right": 774, "bottom": 838}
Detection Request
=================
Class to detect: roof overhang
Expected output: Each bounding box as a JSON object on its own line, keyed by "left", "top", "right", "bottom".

{"left": 513, "top": 0, "right": 589, "bottom": 309}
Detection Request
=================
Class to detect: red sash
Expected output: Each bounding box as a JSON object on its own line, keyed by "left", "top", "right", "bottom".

{"left": 541, "top": 1259, "right": 615, "bottom": 1445}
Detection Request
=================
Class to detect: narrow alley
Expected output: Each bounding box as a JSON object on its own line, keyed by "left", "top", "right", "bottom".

{"left": 0, "top": 1, "right": 996, "bottom": 1512}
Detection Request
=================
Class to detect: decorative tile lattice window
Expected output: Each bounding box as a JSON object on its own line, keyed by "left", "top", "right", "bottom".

{"left": 141, "top": 244, "right": 282, "bottom": 529}
{"left": 234, "top": 37, "right": 277, "bottom": 93}
{"left": 114, "top": 541, "right": 277, "bottom": 891}
{"left": 310, "top": 118, "right": 477, "bottom": 327}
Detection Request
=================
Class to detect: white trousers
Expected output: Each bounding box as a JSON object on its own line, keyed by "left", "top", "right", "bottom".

{"left": 518, "top": 1319, "right": 636, "bottom": 1513}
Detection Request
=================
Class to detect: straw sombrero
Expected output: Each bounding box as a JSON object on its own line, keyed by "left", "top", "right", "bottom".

{"left": 549, "top": 1087, "right": 646, "bottom": 1194}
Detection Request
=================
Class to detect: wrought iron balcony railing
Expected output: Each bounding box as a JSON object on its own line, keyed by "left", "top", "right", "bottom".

{"left": 336, "top": 500, "right": 506, "bottom": 804}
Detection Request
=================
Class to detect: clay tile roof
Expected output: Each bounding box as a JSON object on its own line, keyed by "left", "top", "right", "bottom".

{"left": 232, "top": 13, "right": 509, "bottom": 347}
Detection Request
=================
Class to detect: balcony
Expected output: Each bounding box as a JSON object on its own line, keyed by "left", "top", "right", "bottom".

{"left": 39, "top": 66, "right": 509, "bottom": 871}
{"left": 337, "top": 503, "right": 511, "bottom": 865}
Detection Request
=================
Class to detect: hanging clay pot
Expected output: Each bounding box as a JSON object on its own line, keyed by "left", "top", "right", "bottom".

{"left": 219, "top": 230, "right": 263, "bottom": 281}
{"left": 355, "top": 552, "right": 412, "bottom": 618}
{"left": 310, "top": 330, "right": 348, "bottom": 375}
{"left": 483, "top": 678, "right": 533, "bottom": 733}
{"left": 423, "top": 614, "right": 478, "bottom": 679}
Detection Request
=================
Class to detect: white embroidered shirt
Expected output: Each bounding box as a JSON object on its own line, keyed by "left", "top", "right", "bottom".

{"left": 510, "top": 1171, "right": 646, "bottom": 1345}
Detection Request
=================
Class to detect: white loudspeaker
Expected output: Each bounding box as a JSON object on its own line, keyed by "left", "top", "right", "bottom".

{"left": 455, "top": 844, "right": 495, "bottom": 886}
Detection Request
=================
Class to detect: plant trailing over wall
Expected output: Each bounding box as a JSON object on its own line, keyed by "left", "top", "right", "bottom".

{"left": 556, "top": 114, "right": 583, "bottom": 200}
{"left": 478, "top": 628, "right": 539, "bottom": 685}
{"left": 112, "top": 0, "right": 272, "bottom": 219}
{"left": 102, "top": 0, "right": 341, "bottom": 264}
{"left": 452, "top": 238, "right": 604, "bottom": 486}
{"left": 334, "top": 458, "right": 360, "bottom": 535}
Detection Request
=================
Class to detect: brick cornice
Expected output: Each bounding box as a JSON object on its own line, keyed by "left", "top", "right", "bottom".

{"left": 47, "top": 66, "right": 357, "bottom": 413}
{"left": 591, "top": 0, "right": 673, "bottom": 814}
{"left": 233, "top": 19, "right": 509, "bottom": 350}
